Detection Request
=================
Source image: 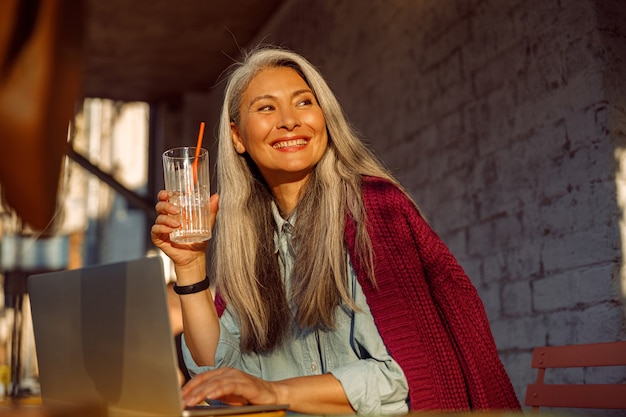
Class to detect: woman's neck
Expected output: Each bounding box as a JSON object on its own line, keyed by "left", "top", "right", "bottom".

{"left": 269, "top": 177, "right": 308, "bottom": 218}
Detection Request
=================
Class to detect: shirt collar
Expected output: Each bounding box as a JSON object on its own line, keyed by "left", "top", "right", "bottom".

{"left": 271, "top": 201, "right": 296, "bottom": 254}
{"left": 271, "top": 201, "right": 289, "bottom": 231}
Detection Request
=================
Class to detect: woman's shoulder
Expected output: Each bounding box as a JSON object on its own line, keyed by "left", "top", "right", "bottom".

{"left": 361, "top": 176, "right": 414, "bottom": 210}
{"left": 360, "top": 176, "right": 429, "bottom": 233}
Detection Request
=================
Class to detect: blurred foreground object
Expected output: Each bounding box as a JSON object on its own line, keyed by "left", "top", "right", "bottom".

{"left": 0, "top": 0, "right": 84, "bottom": 231}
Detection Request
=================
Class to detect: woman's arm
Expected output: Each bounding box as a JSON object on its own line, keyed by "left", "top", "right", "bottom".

{"left": 151, "top": 191, "right": 221, "bottom": 365}
{"left": 273, "top": 374, "right": 354, "bottom": 414}
{"left": 182, "top": 368, "right": 354, "bottom": 415}
{"left": 174, "top": 258, "right": 221, "bottom": 366}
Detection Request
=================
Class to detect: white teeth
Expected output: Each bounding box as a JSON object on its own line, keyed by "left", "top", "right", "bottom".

{"left": 273, "top": 139, "right": 307, "bottom": 149}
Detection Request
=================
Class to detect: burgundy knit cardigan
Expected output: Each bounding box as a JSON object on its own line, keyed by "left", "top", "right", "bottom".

{"left": 344, "top": 176, "right": 520, "bottom": 410}
{"left": 215, "top": 176, "right": 521, "bottom": 411}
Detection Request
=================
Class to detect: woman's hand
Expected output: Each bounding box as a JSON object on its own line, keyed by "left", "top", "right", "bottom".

{"left": 182, "top": 367, "right": 280, "bottom": 408}
{"left": 181, "top": 368, "right": 354, "bottom": 415}
{"left": 151, "top": 190, "right": 219, "bottom": 268}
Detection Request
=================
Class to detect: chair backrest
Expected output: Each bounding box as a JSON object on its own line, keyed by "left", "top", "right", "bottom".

{"left": 524, "top": 341, "right": 626, "bottom": 412}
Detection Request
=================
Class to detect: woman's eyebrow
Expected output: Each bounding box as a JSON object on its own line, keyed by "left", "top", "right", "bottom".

{"left": 292, "top": 88, "right": 313, "bottom": 97}
{"left": 249, "top": 94, "right": 275, "bottom": 107}
{"left": 249, "top": 89, "right": 314, "bottom": 107}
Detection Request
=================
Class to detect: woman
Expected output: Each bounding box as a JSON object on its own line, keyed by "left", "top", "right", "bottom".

{"left": 152, "top": 46, "right": 521, "bottom": 415}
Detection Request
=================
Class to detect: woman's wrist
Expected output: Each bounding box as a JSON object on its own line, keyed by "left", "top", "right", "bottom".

{"left": 173, "top": 276, "right": 210, "bottom": 295}
{"left": 272, "top": 381, "right": 289, "bottom": 408}
{"left": 173, "top": 257, "right": 207, "bottom": 285}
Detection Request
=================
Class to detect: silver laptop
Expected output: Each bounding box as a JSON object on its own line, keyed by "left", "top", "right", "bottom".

{"left": 28, "top": 256, "right": 288, "bottom": 417}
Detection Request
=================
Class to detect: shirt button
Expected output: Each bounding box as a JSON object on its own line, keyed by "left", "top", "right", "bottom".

{"left": 310, "top": 363, "right": 318, "bottom": 373}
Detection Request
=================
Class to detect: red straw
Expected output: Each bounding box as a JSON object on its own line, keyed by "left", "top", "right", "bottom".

{"left": 192, "top": 122, "right": 205, "bottom": 184}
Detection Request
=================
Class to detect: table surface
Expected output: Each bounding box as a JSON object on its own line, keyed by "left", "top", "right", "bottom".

{"left": 1, "top": 397, "right": 563, "bottom": 417}
{"left": 0, "top": 397, "right": 291, "bottom": 417}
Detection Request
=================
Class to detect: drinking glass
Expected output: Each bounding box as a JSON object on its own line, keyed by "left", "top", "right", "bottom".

{"left": 162, "top": 147, "right": 211, "bottom": 243}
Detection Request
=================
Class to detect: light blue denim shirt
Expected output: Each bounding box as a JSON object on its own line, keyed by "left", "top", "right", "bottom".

{"left": 183, "top": 202, "right": 408, "bottom": 415}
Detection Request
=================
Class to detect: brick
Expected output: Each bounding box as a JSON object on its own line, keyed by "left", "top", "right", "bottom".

{"left": 477, "top": 283, "right": 501, "bottom": 321}
{"left": 467, "top": 89, "right": 518, "bottom": 156}
{"left": 545, "top": 303, "right": 624, "bottom": 346}
{"left": 467, "top": 212, "right": 524, "bottom": 257}
{"left": 544, "top": 367, "right": 585, "bottom": 385}
{"left": 437, "top": 110, "right": 464, "bottom": 146}
{"left": 577, "top": 303, "right": 625, "bottom": 342}
{"left": 420, "top": 9, "right": 471, "bottom": 70}
{"left": 505, "top": 243, "right": 543, "bottom": 281}
{"left": 491, "top": 316, "right": 547, "bottom": 351}
{"left": 514, "top": 54, "right": 567, "bottom": 106}
{"left": 541, "top": 228, "right": 619, "bottom": 273}
{"left": 511, "top": 0, "right": 562, "bottom": 41}
{"left": 483, "top": 251, "right": 508, "bottom": 285}
{"left": 563, "top": 33, "right": 604, "bottom": 82}
{"left": 533, "top": 264, "right": 617, "bottom": 312}
{"left": 499, "top": 350, "right": 534, "bottom": 402}
{"left": 470, "top": 44, "right": 527, "bottom": 97}
{"left": 463, "top": 1, "right": 523, "bottom": 72}
{"left": 503, "top": 280, "right": 532, "bottom": 316}
{"left": 458, "top": 256, "right": 482, "bottom": 289}
{"left": 586, "top": 364, "right": 626, "bottom": 384}
{"left": 441, "top": 228, "right": 467, "bottom": 256}
{"left": 558, "top": 0, "right": 599, "bottom": 34}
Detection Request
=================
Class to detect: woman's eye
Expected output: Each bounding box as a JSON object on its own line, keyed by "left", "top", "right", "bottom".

{"left": 257, "top": 104, "right": 274, "bottom": 111}
{"left": 297, "top": 98, "right": 313, "bottom": 106}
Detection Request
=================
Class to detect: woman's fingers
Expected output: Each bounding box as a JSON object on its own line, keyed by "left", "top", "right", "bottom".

{"left": 155, "top": 200, "right": 179, "bottom": 216}
{"left": 181, "top": 368, "right": 277, "bottom": 407}
{"left": 155, "top": 212, "right": 180, "bottom": 228}
{"left": 157, "top": 189, "right": 169, "bottom": 201}
{"left": 151, "top": 222, "right": 174, "bottom": 239}
{"left": 153, "top": 193, "right": 181, "bottom": 234}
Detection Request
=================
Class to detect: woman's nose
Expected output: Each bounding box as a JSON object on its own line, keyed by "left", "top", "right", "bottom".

{"left": 277, "top": 108, "right": 300, "bottom": 130}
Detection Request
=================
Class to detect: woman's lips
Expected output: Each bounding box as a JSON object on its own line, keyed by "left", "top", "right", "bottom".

{"left": 272, "top": 138, "right": 308, "bottom": 149}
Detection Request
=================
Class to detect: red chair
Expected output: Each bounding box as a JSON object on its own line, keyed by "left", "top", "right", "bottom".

{"left": 525, "top": 341, "right": 626, "bottom": 412}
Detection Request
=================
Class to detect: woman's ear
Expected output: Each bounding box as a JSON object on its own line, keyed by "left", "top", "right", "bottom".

{"left": 230, "top": 122, "right": 246, "bottom": 154}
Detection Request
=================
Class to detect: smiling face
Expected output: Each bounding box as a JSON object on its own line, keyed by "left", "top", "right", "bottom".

{"left": 230, "top": 66, "right": 328, "bottom": 190}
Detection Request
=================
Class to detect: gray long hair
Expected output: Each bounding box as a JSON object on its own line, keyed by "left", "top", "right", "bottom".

{"left": 213, "top": 46, "right": 399, "bottom": 352}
